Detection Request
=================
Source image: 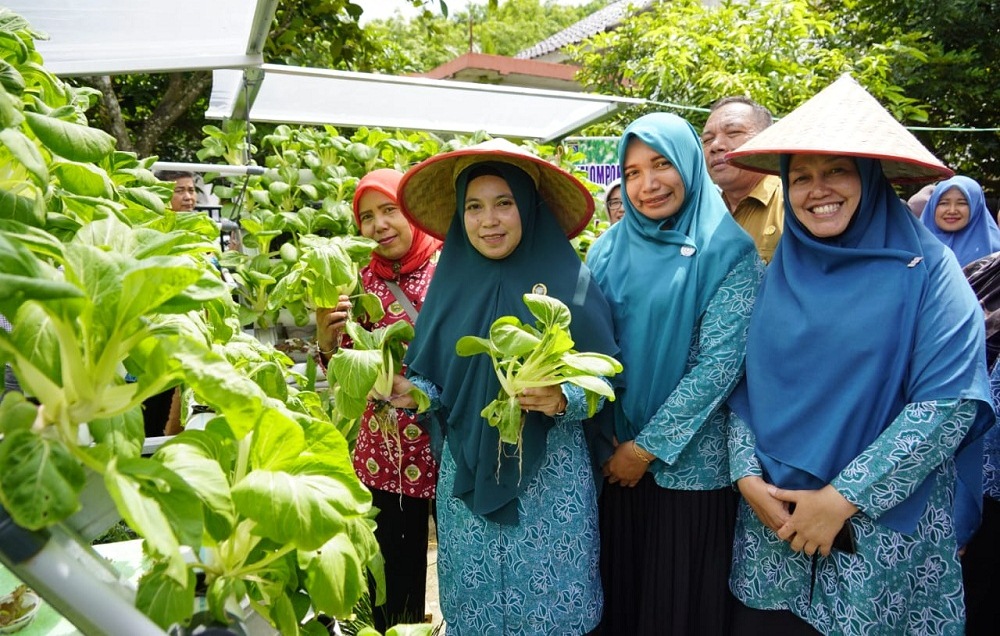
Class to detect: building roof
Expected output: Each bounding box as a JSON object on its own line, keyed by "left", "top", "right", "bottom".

{"left": 515, "top": 0, "right": 655, "bottom": 61}
{"left": 417, "top": 52, "right": 581, "bottom": 91}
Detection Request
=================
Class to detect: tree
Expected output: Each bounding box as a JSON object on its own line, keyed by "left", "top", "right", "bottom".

{"left": 825, "top": 0, "right": 1000, "bottom": 198}
{"left": 361, "top": 0, "right": 606, "bottom": 74}
{"left": 571, "top": 0, "right": 929, "bottom": 125}
{"left": 570, "top": 0, "right": 999, "bottom": 196}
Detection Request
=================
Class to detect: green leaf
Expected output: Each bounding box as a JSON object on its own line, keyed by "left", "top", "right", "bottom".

{"left": 250, "top": 408, "right": 306, "bottom": 471}
{"left": 87, "top": 406, "right": 145, "bottom": 460}
{"left": 0, "top": 391, "right": 37, "bottom": 435}
{"left": 0, "top": 182, "right": 45, "bottom": 225}
{"left": 155, "top": 433, "right": 236, "bottom": 542}
{"left": 386, "top": 625, "right": 435, "bottom": 636}
{"left": 0, "top": 429, "right": 85, "bottom": 529}
{"left": 105, "top": 457, "right": 204, "bottom": 582}
{"left": 524, "top": 293, "right": 571, "bottom": 331}
{"left": 481, "top": 395, "right": 523, "bottom": 446}
{"left": 354, "top": 290, "right": 385, "bottom": 323}
{"left": 455, "top": 335, "right": 492, "bottom": 357}
{"left": 560, "top": 352, "right": 623, "bottom": 377}
{"left": 565, "top": 374, "right": 616, "bottom": 399}
{"left": 135, "top": 562, "right": 196, "bottom": 630}
{"left": 0, "top": 127, "right": 47, "bottom": 184}
{"left": 328, "top": 347, "right": 381, "bottom": 404}
{"left": 490, "top": 322, "right": 541, "bottom": 358}
{"left": 300, "top": 533, "right": 367, "bottom": 618}
{"left": 24, "top": 110, "right": 116, "bottom": 163}
{"left": 232, "top": 470, "right": 360, "bottom": 550}
{"left": 52, "top": 160, "right": 114, "bottom": 198}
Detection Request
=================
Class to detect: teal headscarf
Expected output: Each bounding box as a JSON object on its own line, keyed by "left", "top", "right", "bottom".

{"left": 404, "top": 161, "right": 618, "bottom": 524}
{"left": 587, "top": 112, "right": 755, "bottom": 440}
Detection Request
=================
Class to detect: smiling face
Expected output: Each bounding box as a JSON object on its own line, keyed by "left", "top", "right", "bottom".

{"left": 463, "top": 174, "right": 523, "bottom": 260}
{"left": 933, "top": 186, "right": 971, "bottom": 233}
{"left": 623, "top": 138, "right": 686, "bottom": 221}
{"left": 787, "top": 155, "right": 862, "bottom": 239}
{"left": 356, "top": 189, "right": 413, "bottom": 261}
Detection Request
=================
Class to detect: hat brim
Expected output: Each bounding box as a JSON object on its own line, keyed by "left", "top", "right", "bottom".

{"left": 398, "top": 140, "right": 594, "bottom": 240}
{"left": 725, "top": 75, "right": 954, "bottom": 184}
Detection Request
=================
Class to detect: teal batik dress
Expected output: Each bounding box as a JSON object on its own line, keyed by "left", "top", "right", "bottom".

{"left": 729, "top": 400, "right": 978, "bottom": 635}
{"left": 411, "top": 378, "right": 602, "bottom": 636}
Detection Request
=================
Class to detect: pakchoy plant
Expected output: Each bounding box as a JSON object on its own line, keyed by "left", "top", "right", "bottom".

{"left": 327, "top": 320, "right": 430, "bottom": 432}
{"left": 455, "top": 294, "right": 623, "bottom": 447}
{"left": 269, "top": 233, "right": 382, "bottom": 327}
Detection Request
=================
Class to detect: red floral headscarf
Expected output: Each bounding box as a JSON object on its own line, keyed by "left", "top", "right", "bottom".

{"left": 352, "top": 169, "right": 441, "bottom": 280}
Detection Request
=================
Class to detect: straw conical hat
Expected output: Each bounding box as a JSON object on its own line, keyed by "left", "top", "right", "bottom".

{"left": 398, "top": 138, "right": 594, "bottom": 240}
{"left": 726, "top": 74, "right": 953, "bottom": 184}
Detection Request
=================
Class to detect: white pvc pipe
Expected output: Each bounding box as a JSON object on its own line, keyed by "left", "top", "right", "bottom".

{"left": 152, "top": 161, "right": 266, "bottom": 176}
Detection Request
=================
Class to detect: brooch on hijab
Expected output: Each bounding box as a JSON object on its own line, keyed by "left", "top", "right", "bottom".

{"left": 680, "top": 246, "right": 696, "bottom": 257}
{"left": 907, "top": 257, "right": 923, "bottom": 268}
{"left": 532, "top": 283, "right": 548, "bottom": 295}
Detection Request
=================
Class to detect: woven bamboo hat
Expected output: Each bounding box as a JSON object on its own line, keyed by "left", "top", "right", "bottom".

{"left": 726, "top": 74, "right": 953, "bottom": 184}
{"left": 398, "top": 138, "right": 594, "bottom": 240}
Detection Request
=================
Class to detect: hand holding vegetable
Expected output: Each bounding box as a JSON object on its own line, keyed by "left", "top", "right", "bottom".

{"left": 387, "top": 375, "right": 418, "bottom": 410}
{"left": 316, "top": 295, "right": 352, "bottom": 359}
{"left": 517, "top": 386, "right": 567, "bottom": 417}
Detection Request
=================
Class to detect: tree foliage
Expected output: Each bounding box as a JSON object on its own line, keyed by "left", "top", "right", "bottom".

{"left": 72, "top": 0, "right": 600, "bottom": 162}
{"left": 361, "top": 0, "right": 605, "bottom": 74}
{"left": 571, "top": 0, "right": 929, "bottom": 125}
{"left": 570, "top": 0, "right": 999, "bottom": 195}
{"left": 825, "top": 0, "right": 1000, "bottom": 197}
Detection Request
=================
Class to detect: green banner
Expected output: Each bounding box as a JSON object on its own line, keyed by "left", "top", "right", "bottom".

{"left": 568, "top": 137, "right": 620, "bottom": 186}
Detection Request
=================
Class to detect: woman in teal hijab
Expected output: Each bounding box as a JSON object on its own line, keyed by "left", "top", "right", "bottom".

{"left": 587, "top": 112, "right": 762, "bottom": 635}
{"left": 393, "top": 140, "right": 619, "bottom": 635}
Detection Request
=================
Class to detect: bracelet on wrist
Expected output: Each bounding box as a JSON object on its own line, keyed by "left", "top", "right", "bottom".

{"left": 632, "top": 441, "right": 653, "bottom": 464}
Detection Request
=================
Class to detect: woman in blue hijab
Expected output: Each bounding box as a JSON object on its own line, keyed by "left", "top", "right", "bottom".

{"left": 921, "top": 175, "right": 1000, "bottom": 266}
{"left": 393, "top": 140, "right": 619, "bottom": 635}
{"left": 586, "top": 112, "right": 762, "bottom": 635}
{"left": 725, "top": 75, "right": 994, "bottom": 635}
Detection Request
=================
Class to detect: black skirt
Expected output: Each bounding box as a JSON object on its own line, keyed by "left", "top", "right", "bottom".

{"left": 597, "top": 475, "right": 737, "bottom": 636}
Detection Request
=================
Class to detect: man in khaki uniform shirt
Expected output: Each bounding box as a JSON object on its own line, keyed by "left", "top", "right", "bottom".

{"left": 701, "top": 96, "right": 784, "bottom": 263}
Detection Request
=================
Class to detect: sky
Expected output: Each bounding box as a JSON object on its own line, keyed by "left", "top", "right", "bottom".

{"left": 353, "top": 0, "right": 596, "bottom": 25}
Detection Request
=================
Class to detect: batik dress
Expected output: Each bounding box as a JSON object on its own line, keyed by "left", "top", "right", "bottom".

{"left": 729, "top": 400, "right": 977, "bottom": 636}
{"left": 411, "top": 378, "right": 602, "bottom": 635}
{"left": 351, "top": 263, "right": 437, "bottom": 499}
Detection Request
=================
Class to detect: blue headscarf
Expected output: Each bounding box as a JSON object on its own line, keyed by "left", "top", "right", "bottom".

{"left": 921, "top": 175, "right": 1000, "bottom": 266}
{"left": 587, "top": 112, "right": 755, "bottom": 440}
{"left": 404, "top": 161, "right": 618, "bottom": 525}
{"left": 729, "top": 157, "right": 993, "bottom": 536}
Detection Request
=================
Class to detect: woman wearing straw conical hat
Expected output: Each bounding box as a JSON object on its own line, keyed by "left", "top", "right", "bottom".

{"left": 724, "top": 74, "right": 995, "bottom": 635}
{"left": 390, "top": 139, "right": 620, "bottom": 635}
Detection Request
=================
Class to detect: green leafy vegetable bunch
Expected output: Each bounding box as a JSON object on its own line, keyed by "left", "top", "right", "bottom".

{"left": 455, "top": 294, "right": 622, "bottom": 446}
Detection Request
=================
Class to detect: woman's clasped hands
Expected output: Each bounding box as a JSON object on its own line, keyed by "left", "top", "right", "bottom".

{"left": 743, "top": 480, "right": 858, "bottom": 557}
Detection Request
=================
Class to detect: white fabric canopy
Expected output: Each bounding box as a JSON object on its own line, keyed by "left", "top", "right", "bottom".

{"left": 7, "top": 0, "right": 640, "bottom": 141}
{"left": 7, "top": 0, "right": 276, "bottom": 76}
{"left": 208, "top": 64, "right": 643, "bottom": 142}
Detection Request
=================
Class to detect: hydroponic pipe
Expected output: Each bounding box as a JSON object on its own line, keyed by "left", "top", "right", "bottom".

{"left": 0, "top": 508, "right": 165, "bottom": 635}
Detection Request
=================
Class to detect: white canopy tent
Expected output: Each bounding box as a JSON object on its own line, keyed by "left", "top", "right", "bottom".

{"left": 208, "top": 64, "right": 643, "bottom": 142}
{"left": 9, "top": 0, "right": 278, "bottom": 75}
{"left": 7, "top": 0, "right": 639, "bottom": 142}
